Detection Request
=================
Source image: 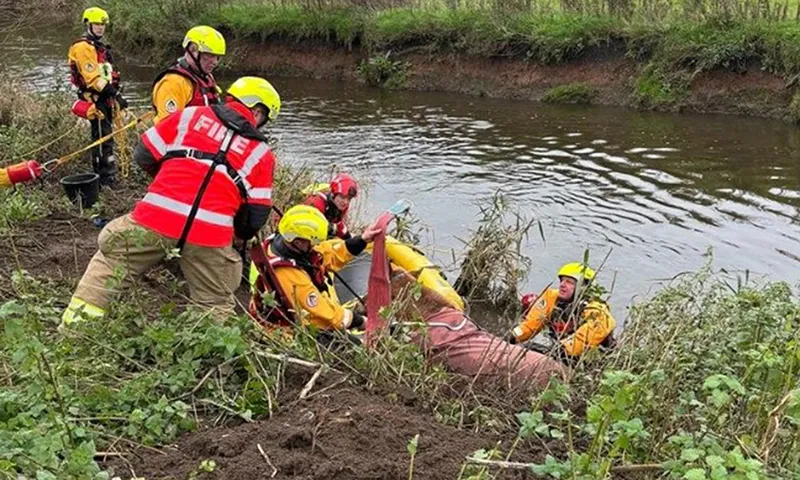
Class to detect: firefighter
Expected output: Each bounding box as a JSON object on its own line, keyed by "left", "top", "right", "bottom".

{"left": 151, "top": 26, "right": 226, "bottom": 124}
{"left": 304, "top": 173, "right": 358, "bottom": 239}
{"left": 506, "top": 262, "right": 616, "bottom": 361}
{"left": 249, "top": 205, "right": 383, "bottom": 335}
{"left": 67, "top": 7, "right": 126, "bottom": 185}
{"left": 62, "top": 77, "right": 281, "bottom": 325}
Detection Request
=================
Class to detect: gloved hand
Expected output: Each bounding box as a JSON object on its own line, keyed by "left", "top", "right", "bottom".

{"left": 360, "top": 221, "right": 385, "bottom": 243}
{"left": 349, "top": 312, "right": 366, "bottom": 330}
{"left": 86, "top": 104, "right": 105, "bottom": 120}
{"left": 116, "top": 95, "right": 129, "bottom": 110}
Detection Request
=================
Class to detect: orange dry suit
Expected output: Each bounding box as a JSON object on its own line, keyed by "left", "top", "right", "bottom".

{"left": 67, "top": 33, "right": 121, "bottom": 182}
{"left": 249, "top": 234, "right": 367, "bottom": 332}
{"left": 151, "top": 58, "right": 222, "bottom": 124}
{"left": 510, "top": 289, "right": 616, "bottom": 357}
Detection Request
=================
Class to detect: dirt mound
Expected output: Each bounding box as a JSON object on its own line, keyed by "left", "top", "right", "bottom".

{"left": 116, "top": 386, "right": 526, "bottom": 480}
{"left": 0, "top": 212, "right": 99, "bottom": 283}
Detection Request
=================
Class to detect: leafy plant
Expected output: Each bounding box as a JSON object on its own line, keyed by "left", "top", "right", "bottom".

{"left": 357, "top": 53, "right": 409, "bottom": 89}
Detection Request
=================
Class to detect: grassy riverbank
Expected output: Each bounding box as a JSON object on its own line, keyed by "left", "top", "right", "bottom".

{"left": 84, "top": 0, "right": 800, "bottom": 117}
{"left": 1, "top": 82, "right": 799, "bottom": 478}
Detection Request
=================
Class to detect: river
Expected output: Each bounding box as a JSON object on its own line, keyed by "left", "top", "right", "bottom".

{"left": 3, "top": 27, "right": 800, "bottom": 321}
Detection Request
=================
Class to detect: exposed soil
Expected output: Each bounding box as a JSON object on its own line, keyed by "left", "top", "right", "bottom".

{"left": 0, "top": 178, "right": 146, "bottom": 288}
{"left": 0, "top": 180, "right": 554, "bottom": 480}
{"left": 232, "top": 39, "right": 794, "bottom": 120}
{"left": 108, "top": 381, "right": 532, "bottom": 480}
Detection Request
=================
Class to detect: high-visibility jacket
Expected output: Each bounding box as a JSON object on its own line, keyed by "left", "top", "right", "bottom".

{"left": 512, "top": 289, "right": 616, "bottom": 356}
{"left": 152, "top": 58, "right": 221, "bottom": 124}
{"left": 249, "top": 235, "right": 367, "bottom": 331}
{"left": 304, "top": 192, "right": 351, "bottom": 240}
{"left": 131, "top": 100, "right": 275, "bottom": 248}
{"left": 68, "top": 35, "right": 119, "bottom": 98}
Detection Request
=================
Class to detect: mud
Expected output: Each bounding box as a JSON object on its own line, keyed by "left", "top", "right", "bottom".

{"left": 232, "top": 39, "right": 793, "bottom": 120}
{"left": 108, "top": 382, "right": 531, "bottom": 480}
{"left": 0, "top": 178, "right": 147, "bottom": 287}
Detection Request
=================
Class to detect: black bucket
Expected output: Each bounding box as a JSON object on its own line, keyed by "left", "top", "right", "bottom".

{"left": 60, "top": 173, "right": 100, "bottom": 209}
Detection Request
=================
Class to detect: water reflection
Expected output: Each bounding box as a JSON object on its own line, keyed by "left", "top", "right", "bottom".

{"left": 4, "top": 28, "right": 800, "bottom": 322}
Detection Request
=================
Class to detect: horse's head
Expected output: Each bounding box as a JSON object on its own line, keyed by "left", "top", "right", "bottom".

{"left": 389, "top": 269, "right": 456, "bottom": 321}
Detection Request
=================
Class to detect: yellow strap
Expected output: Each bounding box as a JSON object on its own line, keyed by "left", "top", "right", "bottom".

{"left": 45, "top": 109, "right": 155, "bottom": 172}
{"left": 0, "top": 124, "right": 83, "bottom": 168}
{"left": 112, "top": 104, "right": 133, "bottom": 178}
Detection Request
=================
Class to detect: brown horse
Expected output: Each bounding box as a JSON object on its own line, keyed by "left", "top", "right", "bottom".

{"left": 387, "top": 271, "right": 567, "bottom": 391}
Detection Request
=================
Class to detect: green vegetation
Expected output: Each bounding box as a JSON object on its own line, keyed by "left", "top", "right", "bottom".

{"left": 543, "top": 82, "right": 598, "bottom": 104}
{"left": 0, "top": 275, "right": 262, "bottom": 478}
{"left": 633, "top": 66, "right": 688, "bottom": 107}
{"left": 454, "top": 192, "right": 535, "bottom": 313}
{"left": 502, "top": 268, "right": 800, "bottom": 479}
{"left": 0, "top": 81, "right": 87, "bottom": 166}
{"left": 98, "top": 0, "right": 800, "bottom": 83}
{"left": 357, "top": 53, "right": 409, "bottom": 88}
{"left": 1, "top": 70, "right": 798, "bottom": 479}
{"left": 789, "top": 89, "right": 800, "bottom": 122}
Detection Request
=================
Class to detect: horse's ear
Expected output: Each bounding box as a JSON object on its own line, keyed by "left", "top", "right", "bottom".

{"left": 390, "top": 269, "right": 415, "bottom": 292}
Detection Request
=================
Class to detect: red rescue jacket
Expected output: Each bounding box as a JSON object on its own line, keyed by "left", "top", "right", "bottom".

{"left": 131, "top": 101, "right": 275, "bottom": 247}
{"left": 305, "top": 192, "right": 351, "bottom": 239}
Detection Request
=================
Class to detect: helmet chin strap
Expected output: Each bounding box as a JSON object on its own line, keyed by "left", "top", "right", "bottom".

{"left": 85, "top": 23, "right": 100, "bottom": 41}
{"left": 186, "top": 46, "right": 208, "bottom": 79}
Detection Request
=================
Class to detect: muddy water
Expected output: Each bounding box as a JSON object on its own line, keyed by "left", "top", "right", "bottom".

{"left": 4, "top": 28, "right": 800, "bottom": 322}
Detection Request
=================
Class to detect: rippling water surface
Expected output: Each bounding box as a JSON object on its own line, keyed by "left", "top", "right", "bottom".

{"left": 4, "top": 28, "right": 800, "bottom": 320}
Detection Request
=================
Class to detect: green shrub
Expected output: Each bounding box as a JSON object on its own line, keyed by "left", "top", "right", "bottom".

{"left": 542, "top": 82, "right": 597, "bottom": 104}
{"left": 357, "top": 53, "right": 409, "bottom": 88}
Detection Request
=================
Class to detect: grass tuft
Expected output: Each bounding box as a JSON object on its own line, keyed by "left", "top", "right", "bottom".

{"left": 542, "top": 82, "right": 597, "bottom": 104}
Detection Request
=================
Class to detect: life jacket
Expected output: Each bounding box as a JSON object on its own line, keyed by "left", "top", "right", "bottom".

{"left": 152, "top": 58, "right": 221, "bottom": 109}
{"left": 69, "top": 34, "right": 118, "bottom": 94}
{"left": 249, "top": 235, "right": 329, "bottom": 327}
{"left": 548, "top": 299, "right": 616, "bottom": 349}
{"left": 306, "top": 192, "right": 348, "bottom": 239}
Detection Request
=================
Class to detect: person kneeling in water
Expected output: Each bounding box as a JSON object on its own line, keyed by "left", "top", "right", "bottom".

{"left": 506, "top": 262, "right": 616, "bottom": 362}
{"left": 249, "top": 205, "right": 382, "bottom": 340}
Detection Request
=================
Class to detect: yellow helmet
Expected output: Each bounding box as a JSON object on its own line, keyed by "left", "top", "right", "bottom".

{"left": 279, "top": 206, "right": 328, "bottom": 245}
{"left": 227, "top": 77, "right": 281, "bottom": 121}
{"left": 182, "top": 26, "right": 226, "bottom": 56}
{"left": 82, "top": 7, "right": 109, "bottom": 24}
{"left": 557, "top": 262, "right": 595, "bottom": 283}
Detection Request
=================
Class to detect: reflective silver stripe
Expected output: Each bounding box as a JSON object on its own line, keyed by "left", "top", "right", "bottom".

{"left": 248, "top": 188, "right": 272, "bottom": 200}
{"left": 141, "top": 192, "right": 233, "bottom": 227}
{"left": 239, "top": 143, "right": 269, "bottom": 178}
{"left": 144, "top": 127, "right": 168, "bottom": 156}
{"left": 220, "top": 129, "right": 234, "bottom": 152}
{"left": 170, "top": 107, "right": 197, "bottom": 150}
